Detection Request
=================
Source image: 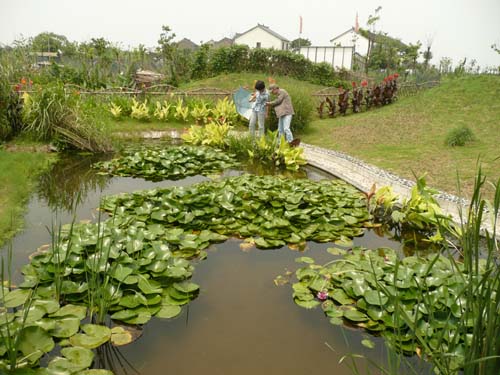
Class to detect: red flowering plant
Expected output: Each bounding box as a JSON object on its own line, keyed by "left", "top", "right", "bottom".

{"left": 361, "top": 80, "right": 368, "bottom": 87}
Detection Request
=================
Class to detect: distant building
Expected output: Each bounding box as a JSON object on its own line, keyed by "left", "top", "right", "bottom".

{"left": 210, "top": 37, "right": 233, "bottom": 49}
{"left": 330, "top": 27, "right": 407, "bottom": 57}
{"left": 176, "top": 38, "right": 199, "bottom": 51}
{"left": 330, "top": 27, "right": 370, "bottom": 57}
{"left": 299, "top": 26, "right": 407, "bottom": 71}
{"left": 234, "top": 24, "right": 289, "bottom": 50}
{"left": 30, "top": 51, "right": 61, "bottom": 67}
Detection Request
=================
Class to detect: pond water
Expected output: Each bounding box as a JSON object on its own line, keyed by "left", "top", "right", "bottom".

{"left": 2, "top": 152, "right": 430, "bottom": 374}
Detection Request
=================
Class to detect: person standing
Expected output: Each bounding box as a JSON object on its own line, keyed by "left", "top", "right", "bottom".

{"left": 248, "top": 80, "right": 269, "bottom": 138}
{"left": 266, "top": 84, "right": 294, "bottom": 143}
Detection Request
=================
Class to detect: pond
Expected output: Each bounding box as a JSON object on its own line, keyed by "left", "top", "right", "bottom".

{"left": 1, "top": 148, "right": 431, "bottom": 375}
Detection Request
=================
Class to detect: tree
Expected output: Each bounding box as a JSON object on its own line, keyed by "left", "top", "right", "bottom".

{"left": 90, "top": 37, "right": 110, "bottom": 58}
{"left": 401, "top": 42, "right": 421, "bottom": 71}
{"left": 157, "top": 25, "right": 176, "bottom": 60}
{"left": 364, "top": 6, "right": 382, "bottom": 73}
{"left": 290, "top": 38, "right": 311, "bottom": 52}
{"left": 31, "top": 32, "right": 70, "bottom": 53}
{"left": 439, "top": 57, "right": 452, "bottom": 74}
{"left": 422, "top": 37, "right": 434, "bottom": 68}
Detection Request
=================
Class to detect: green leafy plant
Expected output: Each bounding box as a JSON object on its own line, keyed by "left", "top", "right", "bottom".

{"left": 372, "top": 176, "right": 460, "bottom": 243}
{"left": 212, "top": 97, "right": 238, "bottom": 125}
{"left": 153, "top": 100, "right": 172, "bottom": 121}
{"left": 182, "top": 122, "right": 232, "bottom": 148}
{"left": 130, "top": 98, "right": 150, "bottom": 121}
{"left": 190, "top": 100, "right": 211, "bottom": 125}
{"left": 109, "top": 102, "right": 123, "bottom": 119}
{"left": 173, "top": 98, "right": 190, "bottom": 122}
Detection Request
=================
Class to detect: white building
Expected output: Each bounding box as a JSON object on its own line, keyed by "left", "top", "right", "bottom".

{"left": 234, "top": 24, "right": 289, "bottom": 50}
{"left": 298, "top": 27, "right": 371, "bottom": 70}
{"left": 330, "top": 27, "right": 370, "bottom": 57}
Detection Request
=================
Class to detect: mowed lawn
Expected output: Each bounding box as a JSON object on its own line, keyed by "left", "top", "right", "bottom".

{"left": 301, "top": 75, "right": 500, "bottom": 199}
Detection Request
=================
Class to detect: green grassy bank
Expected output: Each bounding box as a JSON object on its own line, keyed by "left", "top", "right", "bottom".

{"left": 0, "top": 148, "right": 55, "bottom": 247}
{"left": 301, "top": 75, "right": 500, "bottom": 199}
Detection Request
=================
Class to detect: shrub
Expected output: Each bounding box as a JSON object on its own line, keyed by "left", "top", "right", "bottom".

{"left": 445, "top": 125, "right": 475, "bottom": 146}
{"left": 0, "top": 68, "right": 24, "bottom": 141}
{"left": 21, "top": 82, "right": 111, "bottom": 151}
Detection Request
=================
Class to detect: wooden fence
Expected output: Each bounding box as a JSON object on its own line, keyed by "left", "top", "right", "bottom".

{"left": 17, "top": 84, "right": 233, "bottom": 101}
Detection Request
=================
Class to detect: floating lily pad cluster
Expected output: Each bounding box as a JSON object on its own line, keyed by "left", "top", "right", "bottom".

{"left": 292, "top": 247, "right": 478, "bottom": 370}
{"left": 0, "top": 292, "right": 112, "bottom": 373}
{"left": 1, "top": 220, "right": 216, "bottom": 372}
{"left": 102, "top": 174, "right": 370, "bottom": 248}
{"left": 94, "top": 145, "right": 239, "bottom": 181}
{"left": 1, "top": 173, "right": 371, "bottom": 372}
{"left": 24, "top": 221, "right": 213, "bottom": 326}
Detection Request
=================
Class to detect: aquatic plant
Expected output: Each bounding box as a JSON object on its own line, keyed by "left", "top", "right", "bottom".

{"left": 102, "top": 174, "right": 370, "bottom": 249}
{"left": 94, "top": 145, "right": 239, "bottom": 181}
{"left": 288, "top": 168, "right": 500, "bottom": 374}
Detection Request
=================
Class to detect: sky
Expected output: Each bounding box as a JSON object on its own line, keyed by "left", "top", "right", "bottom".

{"left": 1, "top": 0, "right": 499, "bottom": 69}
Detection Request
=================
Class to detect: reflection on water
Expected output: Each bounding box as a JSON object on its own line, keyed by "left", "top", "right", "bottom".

{"left": 37, "top": 153, "right": 113, "bottom": 212}
{"left": 2, "top": 152, "right": 430, "bottom": 375}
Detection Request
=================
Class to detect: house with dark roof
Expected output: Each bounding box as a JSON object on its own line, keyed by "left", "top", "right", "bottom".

{"left": 234, "top": 24, "right": 289, "bottom": 50}
{"left": 209, "top": 37, "right": 234, "bottom": 49}
{"left": 176, "top": 38, "right": 199, "bottom": 51}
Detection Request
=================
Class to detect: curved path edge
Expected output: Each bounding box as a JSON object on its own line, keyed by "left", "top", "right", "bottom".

{"left": 302, "top": 143, "right": 499, "bottom": 236}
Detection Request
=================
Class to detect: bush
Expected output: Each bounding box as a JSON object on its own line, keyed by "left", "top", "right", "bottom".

{"left": 22, "top": 82, "right": 111, "bottom": 151}
{"left": 445, "top": 125, "right": 475, "bottom": 146}
{"left": 0, "top": 70, "right": 24, "bottom": 141}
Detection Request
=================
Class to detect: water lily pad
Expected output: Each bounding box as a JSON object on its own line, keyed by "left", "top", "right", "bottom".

{"left": 110, "top": 264, "right": 134, "bottom": 282}
{"left": 69, "top": 324, "right": 111, "bottom": 349}
{"left": 51, "top": 315, "right": 81, "bottom": 338}
{"left": 50, "top": 304, "right": 87, "bottom": 320}
{"left": 364, "top": 290, "right": 389, "bottom": 306}
{"left": 295, "top": 257, "right": 314, "bottom": 264}
{"left": 4, "top": 289, "right": 31, "bottom": 308}
{"left": 123, "top": 310, "right": 151, "bottom": 325}
{"left": 173, "top": 282, "right": 199, "bottom": 294}
{"left": 119, "top": 293, "right": 148, "bottom": 308}
{"left": 110, "top": 326, "right": 134, "bottom": 346}
{"left": 156, "top": 305, "right": 182, "bottom": 319}
{"left": 343, "top": 309, "right": 369, "bottom": 322}
{"left": 111, "top": 309, "right": 138, "bottom": 321}
{"left": 294, "top": 298, "right": 320, "bottom": 309}
{"left": 48, "top": 346, "right": 94, "bottom": 372}
{"left": 18, "top": 326, "right": 55, "bottom": 363}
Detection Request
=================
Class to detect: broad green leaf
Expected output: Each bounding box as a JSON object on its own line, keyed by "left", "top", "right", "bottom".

{"left": 18, "top": 326, "right": 55, "bottom": 363}
{"left": 156, "top": 305, "right": 182, "bottom": 319}
{"left": 69, "top": 324, "right": 111, "bottom": 349}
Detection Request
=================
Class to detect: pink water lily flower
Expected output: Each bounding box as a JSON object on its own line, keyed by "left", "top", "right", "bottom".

{"left": 317, "top": 290, "right": 328, "bottom": 301}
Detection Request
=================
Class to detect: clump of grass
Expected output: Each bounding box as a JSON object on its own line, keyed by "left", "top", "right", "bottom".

{"left": 445, "top": 125, "right": 475, "bottom": 147}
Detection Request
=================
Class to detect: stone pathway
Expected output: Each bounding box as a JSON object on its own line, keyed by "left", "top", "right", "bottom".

{"left": 303, "top": 143, "right": 499, "bottom": 235}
